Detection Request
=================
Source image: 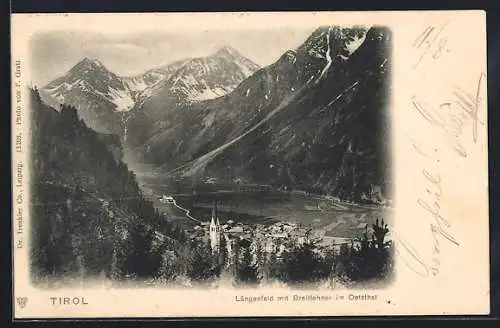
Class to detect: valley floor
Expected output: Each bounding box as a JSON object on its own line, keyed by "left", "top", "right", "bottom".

{"left": 140, "top": 179, "right": 392, "bottom": 242}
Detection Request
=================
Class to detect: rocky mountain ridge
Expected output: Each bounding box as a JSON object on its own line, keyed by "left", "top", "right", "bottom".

{"left": 41, "top": 47, "right": 260, "bottom": 136}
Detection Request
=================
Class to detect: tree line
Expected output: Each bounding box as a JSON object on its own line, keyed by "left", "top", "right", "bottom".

{"left": 163, "top": 218, "right": 394, "bottom": 288}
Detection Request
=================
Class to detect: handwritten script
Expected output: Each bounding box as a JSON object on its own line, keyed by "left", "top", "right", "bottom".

{"left": 410, "top": 74, "right": 486, "bottom": 158}
{"left": 412, "top": 21, "right": 451, "bottom": 69}
{"left": 396, "top": 21, "right": 486, "bottom": 277}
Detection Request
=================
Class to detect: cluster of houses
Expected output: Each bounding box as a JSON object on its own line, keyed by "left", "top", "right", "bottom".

{"left": 184, "top": 202, "right": 356, "bottom": 262}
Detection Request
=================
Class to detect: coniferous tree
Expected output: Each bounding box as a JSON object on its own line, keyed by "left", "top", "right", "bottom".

{"left": 158, "top": 250, "right": 180, "bottom": 283}
{"left": 335, "top": 243, "right": 353, "bottom": 284}
{"left": 373, "top": 219, "right": 389, "bottom": 249}
{"left": 278, "top": 240, "right": 331, "bottom": 287}
{"left": 264, "top": 251, "right": 281, "bottom": 282}
{"left": 109, "top": 246, "right": 124, "bottom": 281}
{"left": 123, "top": 222, "right": 159, "bottom": 278}
{"left": 218, "top": 234, "right": 228, "bottom": 268}
{"left": 332, "top": 219, "right": 393, "bottom": 285}
{"left": 253, "top": 241, "right": 266, "bottom": 281}
{"left": 234, "top": 245, "right": 260, "bottom": 287}
{"left": 187, "top": 240, "right": 220, "bottom": 283}
{"left": 175, "top": 241, "right": 192, "bottom": 277}
{"left": 229, "top": 238, "right": 241, "bottom": 277}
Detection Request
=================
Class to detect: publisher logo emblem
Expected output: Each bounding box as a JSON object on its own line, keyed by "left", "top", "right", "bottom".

{"left": 16, "top": 297, "right": 28, "bottom": 309}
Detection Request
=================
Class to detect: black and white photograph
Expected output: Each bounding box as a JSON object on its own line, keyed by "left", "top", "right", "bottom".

{"left": 11, "top": 12, "right": 489, "bottom": 318}
{"left": 28, "top": 24, "right": 393, "bottom": 289}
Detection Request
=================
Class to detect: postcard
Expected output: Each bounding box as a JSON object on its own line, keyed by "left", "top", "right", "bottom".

{"left": 11, "top": 11, "right": 488, "bottom": 318}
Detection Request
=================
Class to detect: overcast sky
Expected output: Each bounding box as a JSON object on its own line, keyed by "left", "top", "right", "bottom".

{"left": 30, "top": 27, "right": 316, "bottom": 86}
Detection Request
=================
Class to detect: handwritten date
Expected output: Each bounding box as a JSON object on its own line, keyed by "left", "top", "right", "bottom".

{"left": 413, "top": 21, "right": 451, "bottom": 69}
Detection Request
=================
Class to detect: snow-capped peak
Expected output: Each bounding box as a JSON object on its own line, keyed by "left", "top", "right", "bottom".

{"left": 214, "top": 45, "right": 241, "bottom": 58}
{"left": 346, "top": 31, "right": 367, "bottom": 54}
{"left": 300, "top": 25, "right": 368, "bottom": 61}
{"left": 77, "top": 57, "right": 105, "bottom": 69}
{"left": 148, "top": 46, "right": 260, "bottom": 103}
{"left": 84, "top": 57, "right": 103, "bottom": 65}
{"left": 43, "top": 44, "right": 261, "bottom": 121}
{"left": 43, "top": 56, "right": 137, "bottom": 113}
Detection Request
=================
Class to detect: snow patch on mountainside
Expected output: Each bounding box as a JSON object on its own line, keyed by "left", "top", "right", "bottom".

{"left": 317, "top": 27, "right": 333, "bottom": 82}
{"left": 108, "top": 87, "right": 135, "bottom": 111}
{"left": 121, "top": 112, "right": 132, "bottom": 141}
{"left": 235, "top": 60, "right": 256, "bottom": 77}
{"left": 346, "top": 33, "right": 367, "bottom": 54}
{"left": 45, "top": 79, "right": 85, "bottom": 102}
{"left": 46, "top": 79, "right": 82, "bottom": 93}
{"left": 123, "top": 78, "right": 148, "bottom": 92}
{"left": 202, "top": 111, "right": 217, "bottom": 127}
{"left": 190, "top": 87, "right": 233, "bottom": 101}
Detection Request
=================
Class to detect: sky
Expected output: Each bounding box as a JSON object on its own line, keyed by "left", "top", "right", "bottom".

{"left": 29, "top": 27, "right": 316, "bottom": 86}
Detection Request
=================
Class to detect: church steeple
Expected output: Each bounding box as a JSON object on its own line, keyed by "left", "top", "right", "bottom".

{"left": 209, "top": 200, "right": 221, "bottom": 253}
{"left": 212, "top": 201, "right": 218, "bottom": 221}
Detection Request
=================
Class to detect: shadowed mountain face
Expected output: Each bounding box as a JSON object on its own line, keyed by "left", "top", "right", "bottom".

{"left": 133, "top": 26, "right": 367, "bottom": 163}
{"left": 133, "top": 26, "right": 392, "bottom": 202}
{"left": 199, "top": 27, "right": 392, "bottom": 201}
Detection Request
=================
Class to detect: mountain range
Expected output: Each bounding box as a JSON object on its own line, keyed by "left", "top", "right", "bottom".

{"left": 40, "top": 46, "right": 260, "bottom": 136}
{"left": 39, "top": 25, "right": 392, "bottom": 203}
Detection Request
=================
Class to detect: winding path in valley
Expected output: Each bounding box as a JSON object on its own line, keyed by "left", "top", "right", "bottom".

{"left": 169, "top": 198, "right": 202, "bottom": 224}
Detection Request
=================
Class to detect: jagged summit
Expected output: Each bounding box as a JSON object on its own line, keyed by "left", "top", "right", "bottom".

{"left": 41, "top": 55, "right": 136, "bottom": 133}
{"left": 81, "top": 57, "right": 104, "bottom": 65}
{"left": 213, "top": 45, "right": 242, "bottom": 58}
{"left": 130, "top": 44, "right": 261, "bottom": 121}
{"left": 72, "top": 57, "right": 106, "bottom": 71}
{"left": 298, "top": 25, "right": 368, "bottom": 59}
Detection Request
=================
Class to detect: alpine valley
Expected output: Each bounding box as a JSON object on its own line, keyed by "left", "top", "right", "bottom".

{"left": 40, "top": 25, "right": 392, "bottom": 204}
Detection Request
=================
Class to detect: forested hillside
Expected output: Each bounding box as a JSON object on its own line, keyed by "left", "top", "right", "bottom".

{"left": 30, "top": 88, "right": 186, "bottom": 283}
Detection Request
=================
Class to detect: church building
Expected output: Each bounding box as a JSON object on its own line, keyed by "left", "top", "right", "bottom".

{"left": 209, "top": 201, "right": 222, "bottom": 253}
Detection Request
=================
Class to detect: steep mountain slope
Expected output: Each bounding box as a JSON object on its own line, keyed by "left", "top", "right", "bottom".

{"left": 122, "top": 68, "right": 172, "bottom": 97}
{"left": 142, "top": 26, "right": 391, "bottom": 202}
{"left": 29, "top": 89, "right": 184, "bottom": 281}
{"left": 196, "top": 27, "right": 392, "bottom": 202}
{"left": 129, "top": 59, "right": 190, "bottom": 105}
{"left": 136, "top": 26, "right": 367, "bottom": 167}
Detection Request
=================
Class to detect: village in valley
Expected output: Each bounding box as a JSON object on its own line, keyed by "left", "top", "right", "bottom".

{"left": 160, "top": 195, "right": 365, "bottom": 263}
{"left": 149, "top": 195, "right": 392, "bottom": 288}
